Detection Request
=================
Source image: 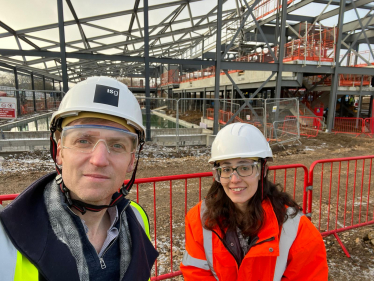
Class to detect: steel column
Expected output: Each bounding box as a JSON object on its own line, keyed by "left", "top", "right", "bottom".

{"left": 31, "top": 72, "right": 36, "bottom": 112}
{"left": 213, "top": 0, "right": 223, "bottom": 134}
{"left": 13, "top": 67, "right": 20, "bottom": 115}
{"left": 203, "top": 88, "right": 206, "bottom": 118}
{"left": 357, "top": 76, "right": 364, "bottom": 119}
{"left": 144, "top": 0, "right": 151, "bottom": 141}
{"left": 353, "top": 44, "right": 359, "bottom": 66}
{"left": 369, "top": 95, "right": 374, "bottom": 118}
{"left": 57, "top": 0, "right": 69, "bottom": 93}
{"left": 43, "top": 75, "right": 47, "bottom": 110}
{"left": 327, "top": 0, "right": 346, "bottom": 132}
{"left": 275, "top": 0, "right": 288, "bottom": 99}
{"left": 231, "top": 84, "right": 234, "bottom": 113}
{"left": 201, "top": 38, "right": 204, "bottom": 70}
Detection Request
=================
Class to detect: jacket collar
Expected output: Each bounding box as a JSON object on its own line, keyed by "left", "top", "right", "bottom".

{"left": 256, "top": 199, "right": 280, "bottom": 243}
{"left": 0, "top": 172, "right": 158, "bottom": 281}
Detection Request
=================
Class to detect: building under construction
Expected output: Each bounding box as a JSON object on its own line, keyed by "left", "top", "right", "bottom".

{"left": 1, "top": 1, "right": 374, "bottom": 280}
{"left": 0, "top": 0, "right": 373, "bottom": 142}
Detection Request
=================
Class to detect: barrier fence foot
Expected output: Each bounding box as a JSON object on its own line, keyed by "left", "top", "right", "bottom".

{"left": 151, "top": 271, "right": 182, "bottom": 281}
{"left": 333, "top": 232, "right": 351, "bottom": 258}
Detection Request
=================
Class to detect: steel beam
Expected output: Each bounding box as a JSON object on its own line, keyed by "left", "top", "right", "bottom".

{"left": 66, "top": 0, "right": 91, "bottom": 49}
{"left": 221, "top": 61, "right": 278, "bottom": 71}
{"left": 57, "top": 0, "right": 69, "bottom": 93}
{"left": 31, "top": 72, "right": 36, "bottom": 112}
{"left": 275, "top": 0, "right": 288, "bottom": 99}
{"left": 313, "top": 0, "right": 374, "bottom": 9}
{"left": 342, "top": 15, "right": 374, "bottom": 33}
{"left": 13, "top": 67, "right": 20, "bottom": 115}
{"left": 337, "top": 90, "right": 374, "bottom": 96}
{"left": 223, "top": 69, "right": 261, "bottom": 124}
{"left": 0, "top": 0, "right": 204, "bottom": 38}
{"left": 213, "top": 0, "right": 223, "bottom": 135}
{"left": 144, "top": 0, "right": 151, "bottom": 142}
{"left": 0, "top": 21, "right": 40, "bottom": 50}
{"left": 2, "top": 48, "right": 373, "bottom": 76}
{"left": 327, "top": 0, "right": 346, "bottom": 132}
{"left": 222, "top": 0, "right": 261, "bottom": 59}
{"left": 357, "top": 76, "right": 364, "bottom": 118}
{"left": 351, "top": 1, "right": 374, "bottom": 61}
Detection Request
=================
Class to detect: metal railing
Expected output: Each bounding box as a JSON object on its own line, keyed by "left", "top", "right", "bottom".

{"left": 2, "top": 156, "right": 374, "bottom": 274}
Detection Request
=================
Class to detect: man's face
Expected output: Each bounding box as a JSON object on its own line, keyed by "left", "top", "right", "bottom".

{"left": 56, "top": 119, "right": 136, "bottom": 205}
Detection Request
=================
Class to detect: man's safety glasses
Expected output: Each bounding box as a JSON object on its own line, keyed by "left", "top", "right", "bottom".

{"left": 61, "top": 125, "right": 138, "bottom": 155}
{"left": 213, "top": 162, "right": 259, "bottom": 180}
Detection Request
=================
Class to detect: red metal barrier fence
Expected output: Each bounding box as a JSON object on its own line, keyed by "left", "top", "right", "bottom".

{"left": 207, "top": 108, "right": 374, "bottom": 137}
{"left": 332, "top": 117, "right": 364, "bottom": 137}
{"left": 0, "top": 164, "right": 308, "bottom": 280}
{"left": 363, "top": 118, "right": 374, "bottom": 137}
{"left": 1, "top": 157, "right": 374, "bottom": 276}
{"left": 268, "top": 164, "right": 309, "bottom": 214}
{"left": 308, "top": 155, "right": 374, "bottom": 258}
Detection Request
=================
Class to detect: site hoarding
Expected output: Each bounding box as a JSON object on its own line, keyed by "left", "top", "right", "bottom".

{"left": 0, "top": 97, "right": 17, "bottom": 119}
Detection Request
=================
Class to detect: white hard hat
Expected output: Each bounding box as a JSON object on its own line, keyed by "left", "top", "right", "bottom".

{"left": 50, "top": 76, "right": 144, "bottom": 140}
{"left": 209, "top": 123, "right": 273, "bottom": 164}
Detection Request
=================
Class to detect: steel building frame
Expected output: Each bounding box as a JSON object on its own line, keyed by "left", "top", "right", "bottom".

{"left": 0, "top": 0, "right": 373, "bottom": 136}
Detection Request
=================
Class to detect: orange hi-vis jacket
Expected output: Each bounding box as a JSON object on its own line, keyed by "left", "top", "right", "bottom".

{"left": 180, "top": 199, "right": 328, "bottom": 281}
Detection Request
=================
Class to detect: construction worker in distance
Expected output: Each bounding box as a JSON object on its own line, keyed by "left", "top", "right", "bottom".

{"left": 0, "top": 77, "right": 158, "bottom": 281}
{"left": 180, "top": 123, "right": 328, "bottom": 280}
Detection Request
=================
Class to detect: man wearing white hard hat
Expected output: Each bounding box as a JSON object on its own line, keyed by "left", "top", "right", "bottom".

{"left": 181, "top": 123, "right": 328, "bottom": 280}
{"left": 0, "top": 77, "right": 158, "bottom": 281}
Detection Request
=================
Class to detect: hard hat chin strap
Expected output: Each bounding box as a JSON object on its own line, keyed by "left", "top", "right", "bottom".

{"left": 50, "top": 125, "right": 144, "bottom": 215}
{"left": 55, "top": 174, "right": 126, "bottom": 215}
{"left": 261, "top": 159, "right": 267, "bottom": 200}
{"left": 50, "top": 126, "right": 62, "bottom": 175}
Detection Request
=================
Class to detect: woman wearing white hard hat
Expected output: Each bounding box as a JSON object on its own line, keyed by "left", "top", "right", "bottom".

{"left": 181, "top": 123, "right": 328, "bottom": 280}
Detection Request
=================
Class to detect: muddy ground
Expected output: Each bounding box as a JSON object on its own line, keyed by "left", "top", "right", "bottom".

{"left": 1, "top": 132, "right": 374, "bottom": 280}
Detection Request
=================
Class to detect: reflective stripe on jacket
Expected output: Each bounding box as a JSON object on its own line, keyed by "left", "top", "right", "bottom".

{"left": 130, "top": 201, "right": 151, "bottom": 239}
{"left": 0, "top": 172, "right": 157, "bottom": 281}
{"left": 0, "top": 201, "right": 151, "bottom": 281}
{"left": 180, "top": 199, "right": 328, "bottom": 281}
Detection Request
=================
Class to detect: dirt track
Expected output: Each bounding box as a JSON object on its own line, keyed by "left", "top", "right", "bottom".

{"left": 1, "top": 132, "right": 374, "bottom": 280}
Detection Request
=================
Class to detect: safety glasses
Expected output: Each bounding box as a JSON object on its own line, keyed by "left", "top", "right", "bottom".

{"left": 61, "top": 125, "right": 138, "bottom": 155}
{"left": 213, "top": 162, "right": 259, "bottom": 181}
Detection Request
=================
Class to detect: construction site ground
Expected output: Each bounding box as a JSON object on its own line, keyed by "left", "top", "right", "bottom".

{"left": 1, "top": 132, "right": 374, "bottom": 280}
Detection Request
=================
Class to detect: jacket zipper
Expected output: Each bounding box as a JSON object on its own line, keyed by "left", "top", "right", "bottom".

{"left": 68, "top": 200, "right": 131, "bottom": 270}
{"left": 248, "top": 236, "right": 275, "bottom": 251}
{"left": 212, "top": 230, "right": 276, "bottom": 268}
{"left": 97, "top": 200, "right": 131, "bottom": 269}
{"left": 211, "top": 229, "right": 238, "bottom": 264}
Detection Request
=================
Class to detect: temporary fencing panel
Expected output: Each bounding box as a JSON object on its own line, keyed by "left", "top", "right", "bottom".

{"left": 2, "top": 156, "right": 373, "bottom": 275}
{"left": 363, "top": 118, "right": 374, "bottom": 137}
{"left": 205, "top": 98, "right": 267, "bottom": 134}
{"left": 308, "top": 155, "right": 374, "bottom": 257}
{"left": 126, "top": 172, "right": 213, "bottom": 280}
{"left": 0, "top": 164, "right": 309, "bottom": 281}
{"left": 268, "top": 164, "right": 309, "bottom": 214}
{"left": 285, "top": 116, "right": 321, "bottom": 138}
{"left": 0, "top": 193, "right": 17, "bottom": 204}
{"left": 265, "top": 98, "right": 300, "bottom": 146}
{"left": 332, "top": 117, "right": 364, "bottom": 137}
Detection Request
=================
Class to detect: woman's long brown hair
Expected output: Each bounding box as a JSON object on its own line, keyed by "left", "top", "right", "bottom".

{"left": 203, "top": 160, "right": 301, "bottom": 238}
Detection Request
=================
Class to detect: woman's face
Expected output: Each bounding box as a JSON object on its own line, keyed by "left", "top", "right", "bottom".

{"left": 217, "top": 158, "right": 260, "bottom": 212}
